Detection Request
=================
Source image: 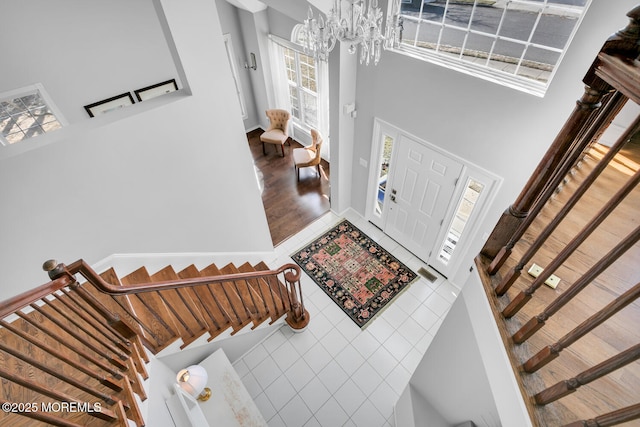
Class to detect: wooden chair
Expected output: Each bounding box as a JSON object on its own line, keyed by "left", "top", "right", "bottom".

{"left": 293, "top": 129, "right": 323, "bottom": 181}
{"left": 260, "top": 109, "right": 291, "bottom": 156}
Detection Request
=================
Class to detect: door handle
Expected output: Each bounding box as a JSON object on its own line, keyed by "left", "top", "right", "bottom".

{"left": 390, "top": 195, "right": 396, "bottom": 203}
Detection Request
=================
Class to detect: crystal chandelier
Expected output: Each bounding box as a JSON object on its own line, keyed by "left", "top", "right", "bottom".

{"left": 303, "top": 0, "right": 403, "bottom": 66}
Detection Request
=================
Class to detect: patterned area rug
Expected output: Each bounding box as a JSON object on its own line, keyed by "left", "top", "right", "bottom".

{"left": 291, "top": 220, "right": 418, "bottom": 328}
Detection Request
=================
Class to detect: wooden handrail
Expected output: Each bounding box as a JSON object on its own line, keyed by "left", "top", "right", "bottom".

{"left": 0, "top": 274, "right": 74, "bottom": 318}
{"left": 44, "top": 259, "right": 301, "bottom": 296}
{"left": 0, "top": 259, "right": 304, "bottom": 323}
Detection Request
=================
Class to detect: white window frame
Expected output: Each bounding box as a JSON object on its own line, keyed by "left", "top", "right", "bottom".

{"left": 388, "top": 0, "right": 592, "bottom": 97}
{"left": 0, "top": 83, "right": 67, "bottom": 146}
{"left": 282, "top": 46, "right": 319, "bottom": 132}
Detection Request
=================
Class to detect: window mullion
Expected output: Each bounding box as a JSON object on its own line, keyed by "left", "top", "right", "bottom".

{"left": 458, "top": 0, "right": 480, "bottom": 61}
{"left": 514, "top": 3, "right": 546, "bottom": 75}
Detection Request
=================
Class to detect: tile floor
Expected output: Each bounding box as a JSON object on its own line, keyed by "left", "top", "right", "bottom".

{"left": 233, "top": 210, "right": 461, "bottom": 427}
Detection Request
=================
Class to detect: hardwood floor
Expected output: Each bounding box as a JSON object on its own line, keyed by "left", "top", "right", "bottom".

{"left": 247, "top": 129, "right": 331, "bottom": 246}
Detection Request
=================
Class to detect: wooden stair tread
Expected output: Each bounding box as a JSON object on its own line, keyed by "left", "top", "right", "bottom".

{"left": 120, "top": 267, "right": 178, "bottom": 353}
{"left": 0, "top": 316, "right": 142, "bottom": 427}
{"left": 83, "top": 268, "right": 160, "bottom": 352}
{"left": 176, "top": 264, "right": 231, "bottom": 341}
{"left": 199, "top": 263, "right": 252, "bottom": 333}
{"left": 149, "top": 266, "right": 209, "bottom": 348}
{"left": 223, "top": 263, "right": 270, "bottom": 329}
{"left": 254, "top": 261, "right": 291, "bottom": 312}
{"left": 238, "top": 262, "right": 286, "bottom": 323}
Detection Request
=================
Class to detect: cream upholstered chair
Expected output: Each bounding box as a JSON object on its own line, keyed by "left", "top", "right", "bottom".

{"left": 260, "top": 109, "right": 291, "bottom": 156}
{"left": 293, "top": 129, "right": 323, "bottom": 181}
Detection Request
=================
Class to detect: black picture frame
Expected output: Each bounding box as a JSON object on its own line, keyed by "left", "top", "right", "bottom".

{"left": 84, "top": 92, "right": 135, "bottom": 118}
{"left": 134, "top": 79, "right": 178, "bottom": 102}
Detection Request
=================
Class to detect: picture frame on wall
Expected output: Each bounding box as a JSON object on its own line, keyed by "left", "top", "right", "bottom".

{"left": 84, "top": 92, "right": 135, "bottom": 118}
{"left": 134, "top": 79, "right": 178, "bottom": 102}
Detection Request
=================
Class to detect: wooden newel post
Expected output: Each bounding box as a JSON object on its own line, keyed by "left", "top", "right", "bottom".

{"left": 43, "top": 259, "right": 137, "bottom": 342}
{"left": 481, "top": 86, "right": 606, "bottom": 258}
{"left": 283, "top": 268, "right": 310, "bottom": 331}
{"left": 483, "top": 6, "right": 640, "bottom": 259}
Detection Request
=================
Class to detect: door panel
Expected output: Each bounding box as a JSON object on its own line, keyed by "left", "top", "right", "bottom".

{"left": 385, "top": 135, "right": 463, "bottom": 262}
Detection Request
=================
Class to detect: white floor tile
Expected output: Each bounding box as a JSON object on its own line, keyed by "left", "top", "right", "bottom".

{"left": 283, "top": 358, "right": 315, "bottom": 392}
{"left": 394, "top": 288, "right": 423, "bottom": 315}
{"left": 271, "top": 339, "right": 300, "bottom": 371}
{"left": 303, "top": 416, "right": 322, "bottom": 427}
{"left": 268, "top": 413, "right": 286, "bottom": 427}
{"left": 380, "top": 303, "right": 409, "bottom": 330}
{"left": 254, "top": 392, "right": 277, "bottom": 422}
{"left": 262, "top": 328, "right": 288, "bottom": 354}
{"left": 411, "top": 304, "right": 440, "bottom": 332}
{"left": 232, "top": 358, "right": 250, "bottom": 378}
{"left": 407, "top": 279, "right": 436, "bottom": 301}
{"left": 368, "top": 380, "right": 399, "bottom": 421}
{"left": 241, "top": 371, "right": 262, "bottom": 399}
{"left": 334, "top": 344, "right": 366, "bottom": 375}
{"left": 351, "top": 331, "right": 381, "bottom": 359}
{"left": 314, "top": 397, "right": 350, "bottom": 427}
{"left": 336, "top": 316, "right": 361, "bottom": 342}
{"left": 383, "top": 332, "right": 412, "bottom": 363}
{"left": 319, "top": 328, "right": 349, "bottom": 357}
{"left": 288, "top": 329, "right": 319, "bottom": 355}
{"left": 278, "top": 395, "right": 313, "bottom": 427}
{"left": 253, "top": 356, "right": 282, "bottom": 389}
{"left": 351, "top": 361, "right": 383, "bottom": 396}
{"left": 298, "top": 377, "right": 332, "bottom": 413}
{"left": 237, "top": 210, "right": 459, "bottom": 427}
{"left": 334, "top": 379, "right": 367, "bottom": 415}
{"left": 307, "top": 310, "right": 334, "bottom": 340}
{"left": 304, "top": 342, "right": 333, "bottom": 374}
{"left": 367, "top": 315, "right": 396, "bottom": 344}
{"left": 265, "top": 375, "right": 297, "bottom": 411}
{"left": 318, "top": 361, "right": 348, "bottom": 394}
{"left": 396, "top": 316, "right": 427, "bottom": 345}
{"left": 385, "top": 363, "right": 411, "bottom": 395}
{"left": 437, "top": 280, "right": 461, "bottom": 303}
{"left": 368, "top": 345, "right": 399, "bottom": 379}
{"left": 351, "top": 399, "right": 387, "bottom": 427}
{"left": 415, "top": 332, "right": 435, "bottom": 353}
{"left": 243, "top": 343, "right": 269, "bottom": 369}
{"left": 401, "top": 347, "right": 423, "bottom": 374}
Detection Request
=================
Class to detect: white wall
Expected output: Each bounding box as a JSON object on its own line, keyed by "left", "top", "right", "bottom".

{"left": 0, "top": 0, "right": 179, "bottom": 125}
{"left": 0, "top": 0, "right": 273, "bottom": 300}
{"left": 349, "top": 0, "right": 638, "bottom": 286}
{"left": 408, "top": 289, "right": 502, "bottom": 427}
{"left": 216, "top": 0, "right": 260, "bottom": 128}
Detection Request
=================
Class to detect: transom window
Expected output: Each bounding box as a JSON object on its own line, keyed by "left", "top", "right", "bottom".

{"left": 0, "top": 85, "right": 63, "bottom": 145}
{"left": 283, "top": 47, "right": 318, "bottom": 130}
{"left": 390, "top": 0, "right": 591, "bottom": 96}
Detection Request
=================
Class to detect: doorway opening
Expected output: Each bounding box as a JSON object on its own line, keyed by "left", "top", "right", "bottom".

{"left": 247, "top": 129, "right": 331, "bottom": 246}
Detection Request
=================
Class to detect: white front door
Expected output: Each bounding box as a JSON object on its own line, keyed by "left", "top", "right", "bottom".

{"left": 384, "top": 134, "right": 463, "bottom": 262}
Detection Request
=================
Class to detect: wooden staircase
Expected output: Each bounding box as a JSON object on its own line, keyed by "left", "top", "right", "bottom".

{"left": 477, "top": 7, "right": 640, "bottom": 425}
{"left": 0, "top": 258, "right": 308, "bottom": 426}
